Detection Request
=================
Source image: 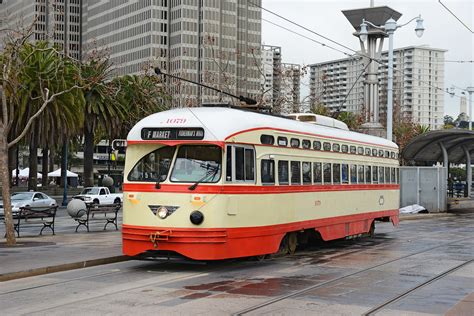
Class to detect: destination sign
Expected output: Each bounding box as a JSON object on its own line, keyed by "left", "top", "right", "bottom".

{"left": 141, "top": 128, "right": 205, "bottom": 140}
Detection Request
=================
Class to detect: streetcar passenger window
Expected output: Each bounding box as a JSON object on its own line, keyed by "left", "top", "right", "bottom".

{"left": 226, "top": 146, "right": 232, "bottom": 181}
{"left": 391, "top": 152, "right": 395, "bottom": 159}
{"left": 365, "top": 148, "right": 371, "bottom": 156}
{"left": 372, "top": 149, "right": 377, "bottom": 156}
{"left": 333, "top": 164, "right": 341, "bottom": 184}
{"left": 391, "top": 167, "right": 396, "bottom": 184}
{"left": 302, "top": 140, "right": 311, "bottom": 149}
{"left": 342, "top": 164, "right": 349, "bottom": 184}
{"left": 260, "top": 135, "right": 274, "bottom": 145}
{"left": 128, "top": 146, "right": 175, "bottom": 182}
{"left": 278, "top": 161, "right": 289, "bottom": 185}
{"left": 313, "top": 162, "right": 322, "bottom": 184}
{"left": 233, "top": 146, "right": 255, "bottom": 182}
{"left": 396, "top": 168, "right": 399, "bottom": 184}
{"left": 358, "top": 165, "right": 365, "bottom": 183}
{"left": 332, "top": 143, "right": 340, "bottom": 152}
{"left": 379, "top": 166, "right": 384, "bottom": 183}
{"left": 291, "top": 161, "right": 301, "bottom": 185}
{"left": 313, "top": 141, "right": 321, "bottom": 150}
{"left": 350, "top": 146, "right": 356, "bottom": 154}
{"left": 378, "top": 150, "right": 384, "bottom": 157}
{"left": 384, "top": 150, "right": 390, "bottom": 158}
{"left": 373, "top": 166, "right": 378, "bottom": 183}
{"left": 366, "top": 166, "right": 372, "bottom": 184}
{"left": 302, "top": 162, "right": 312, "bottom": 184}
{"left": 277, "top": 137, "right": 288, "bottom": 146}
{"left": 245, "top": 149, "right": 255, "bottom": 181}
{"left": 350, "top": 164, "right": 357, "bottom": 183}
{"left": 323, "top": 163, "right": 331, "bottom": 184}
{"left": 341, "top": 145, "right": 348, "bottom": 153}
{"left": 385, "top": 167, "right": 390, "bottom": 183}
{"left": 323, "top": 142, "right": 331, "bottom": 151}
{"left": 261, "top": 160, "right": 275, "bottom": 184}
{"left": 358, "top": 147, "right": 364, "bottom": 155}
{"left": 290, "top": 138, "right": 300, "bottom": 148}
{"left": 170, "top": 145, "right": 221, "bottom": 183}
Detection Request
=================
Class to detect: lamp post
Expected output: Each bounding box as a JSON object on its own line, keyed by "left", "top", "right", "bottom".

{"left": 467, "top": 87, "right": 474, "bottom": 130}
{"left": 359, "top": 15, "right": 424, "bottom": 141}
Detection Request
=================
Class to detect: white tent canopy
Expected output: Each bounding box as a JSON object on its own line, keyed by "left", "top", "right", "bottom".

{"left": 48, "top": 168, "right": 79, "bottom": 178}
{"left": 11, "top": 168, "right": 42, "bottom": 179}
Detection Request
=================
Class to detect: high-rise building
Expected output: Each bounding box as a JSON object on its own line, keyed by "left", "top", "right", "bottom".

{"left": 280, "top": 63, "right": 301, "bottom": 114}
{"left": 82, "top": 0, "right": 262, "bottom": 107}
{"left": 460, "top": 95, "right": 467, "bottom": 115}
{"left": 309, "top": 46, "right": 446, "bottom": 130}
{"left": 0, "top": 0, "right": 82, "bottom": 60}
{"left": 260, "top": 45, "right": 281, "bottom": 107}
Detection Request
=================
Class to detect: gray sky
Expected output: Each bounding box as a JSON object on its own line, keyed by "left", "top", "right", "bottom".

{"left": 262, "top": 0, "right": 473, "bottom": 118}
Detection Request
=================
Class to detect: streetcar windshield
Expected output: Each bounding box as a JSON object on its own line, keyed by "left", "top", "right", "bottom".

{"left": 170, "top": 145, "right": 221, "bottom": 183}
{"left": 127, "top": 146, "right": 175, "bottom": 182}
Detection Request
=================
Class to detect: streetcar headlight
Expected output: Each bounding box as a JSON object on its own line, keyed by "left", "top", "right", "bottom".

{"left": 157, "top": 206, "right": 169, "bottom": 219}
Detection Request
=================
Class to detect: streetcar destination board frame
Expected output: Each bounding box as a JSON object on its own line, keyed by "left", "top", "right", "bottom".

{"left": 141, "top": 127, "right": 205, "bottom": 140}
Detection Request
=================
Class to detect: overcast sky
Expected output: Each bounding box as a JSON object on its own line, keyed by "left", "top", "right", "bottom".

{"left": 262, "top": 0, "right": 473, "bottom": 118}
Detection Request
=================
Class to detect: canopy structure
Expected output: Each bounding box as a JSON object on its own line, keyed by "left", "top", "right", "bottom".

{"left": 11, "top": 168, "right": 42, "bottom": 179}
{"left": 403, "top": 129, "right": 474, "bottom": 196}
{"left": 48, "top": 168, "right": 79, "bottom": 178}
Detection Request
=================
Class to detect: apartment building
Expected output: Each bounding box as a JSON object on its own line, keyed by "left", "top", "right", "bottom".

{"left": 310, "top": 46, "right": 446, "bottom": 130}
{"left": 260, "top": 45, "right": 281, "bottom": 107}
{"left": 82, "top": 0, "right": 262, "bottom": 107}
{"left": 0, "top": 0, "right": 82, "bottom": 60}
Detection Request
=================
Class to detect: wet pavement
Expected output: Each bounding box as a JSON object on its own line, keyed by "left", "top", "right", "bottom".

{"left": 1, "top": 211, "right": 473, "bottom": 315}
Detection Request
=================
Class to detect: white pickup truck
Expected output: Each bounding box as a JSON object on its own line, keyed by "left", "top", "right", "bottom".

{"left": 73, "top": 187, "right": 123, "bottom": 205}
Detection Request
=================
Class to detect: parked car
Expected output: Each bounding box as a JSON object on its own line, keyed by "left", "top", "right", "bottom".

{"left": 72, "top": 187, "right": 123, "bottom": 205}
{"left": 0, "top": 191, "right": 57, "bottom": 215}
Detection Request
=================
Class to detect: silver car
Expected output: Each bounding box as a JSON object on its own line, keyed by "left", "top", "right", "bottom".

{"left": 0, "top": 192, "right": 57, "bottom": 215}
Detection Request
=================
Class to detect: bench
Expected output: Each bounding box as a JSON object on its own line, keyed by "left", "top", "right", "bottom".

{"left": 13, "top": 206, "right": 57, "bottom": 237}
{"left": 74, "top": 203, "right": 121, "bottom": 232}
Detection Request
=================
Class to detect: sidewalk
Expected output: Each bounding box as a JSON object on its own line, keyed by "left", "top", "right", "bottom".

{"left": 0, "top": 209, "right": 470, "bottom": 282}
{"left": 0, "top": 208, "right": 127, "bottom": 282}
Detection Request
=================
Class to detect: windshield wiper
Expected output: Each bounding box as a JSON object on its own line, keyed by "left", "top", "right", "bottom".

{"left": 188, "top": 166, "right": 219, "bottom": 190}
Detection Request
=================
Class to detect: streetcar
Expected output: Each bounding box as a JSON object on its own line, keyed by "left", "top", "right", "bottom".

{"left": 122, "top": 106, "right": 400, "bottom": 260}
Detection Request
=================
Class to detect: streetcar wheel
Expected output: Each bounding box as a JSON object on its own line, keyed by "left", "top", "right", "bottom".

{"left": 369, "top": 222, "right": 375, "bottom": 237}
{"left": 288, "top": 232, "right": 297, "bottom": 254}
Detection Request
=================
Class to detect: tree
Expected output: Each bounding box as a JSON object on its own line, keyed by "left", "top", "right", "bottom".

{"left": 310, "top": 103, "right": 330, "bottom": 116}
{"left": 393, "top": 121, "right": 430, "bottom": 164}
{"left": 335, "top": 111, "right": 363, "bottom": 131}
{"left": 1, "top": 33, "right": 84, "bottom": 245}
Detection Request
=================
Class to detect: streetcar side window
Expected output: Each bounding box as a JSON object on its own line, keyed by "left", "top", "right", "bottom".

{"left": 379, "top": 166, "right": 385, "bottom": 183}
{"left": 372, "top": 149, "right": 377, "bottom": 156}
{"left": 261, "top": 159, "right": 275, "bottom": 185}
{"left": 323, "top": 142, "right": 331, "bottom": 151}
{"left": 366, "top": 166, "right": 372, "bottom": 184}
{"left": 277, "top": 137, "right": 288, "bottom": 146}
{"left": 341, "top": 144, "right": 348, "bottom": 153}
{"left": 358, "top": 147, "right": 364, "bottom": 155}
{"left": 291, "top": 161, "right": 301, "bottom": 185}
{"left": 365, "top": 148, "right": 371, "bottom": 156}
{"left": 350, "top": 146, "right": 356, "bottom": 154}
{"left": 391, "top": 167, "right": 396, "bottom": 184}
{"left": 396, "top": 167, "right": 399, "bottom": 184}
{"left": 385, "top": 167, "right": 390, "bottom": 183}
{"left": 260, "top": 135, "right": 274, "bottom": 145}
{"left": 358, "top": 165, "right": 365, "bottom": 183}
{"left": 378, "top": 150, "right": 384, "bottom": 157}
{"left": 302, "top": 140, "right": 311, "bottom": 149}
{"left": 333, "top": 164, "right": 341, "bottom": 184}
{"left": 350, "top": 164, "right": 357, "bottom": 183}
{"left": 332, "top": 143, "right": 340, "bottom": 152}
{"left": 313, "top": 162, "right": 322, "bottom": 184}
{"left": 372, "top": 166, "right": 379, "bottom": 184}
{"left": 385, "top": 150, "right": 390, "bottom": 158}
{"left": 391, "top": 152, "right": 395, "bottom": 159}
{"left": 302, "top": 162, "right": 312, "bottom": 184}
{"left": 233, "top": 146, "right": 255, "bottom": 182}
{"left": 278, "top": 161, "right": 289, "bottom": 185}
{"left": 341, "top": 164, "right": 349, "bottom": 184}
{"left": 323, "top": 163, "right": 331, "bottom": 184}
{"left": 290, "top": 138, "right": 300, "bottom": 148}
{"left": 226, "top": 146, "right": 232, "bottom": 181}
{"left": 313, "top": 141, "right": 322, "bottom": 150}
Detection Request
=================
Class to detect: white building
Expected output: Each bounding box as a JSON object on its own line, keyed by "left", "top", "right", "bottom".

{"left": 280, "top": 63, "right": 301, "bottom": 114}
{"left": 0, "top": 0, "right": 82, "bottom": 60}
{"left": 460, "top": 95, "right": 467, "bottom": 115}
{"left": 260, "top": 45, "right": 281, "bottom": 107}
{"left": 82, "top": 0, "right": 262, "bottom": 107}
{"left": 310, "top": 45, "right": 446, "bottom": 130}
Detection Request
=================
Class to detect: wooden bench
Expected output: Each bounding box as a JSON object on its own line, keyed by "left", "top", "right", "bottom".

{"left": 13, "top": 206, "right": 58, "bottom": 237}
{"left": 74, "top": 203, "right": 121, "bottom": 232}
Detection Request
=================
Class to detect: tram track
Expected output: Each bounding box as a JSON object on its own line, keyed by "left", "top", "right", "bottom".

{"left": 232, "top": 236, "right": 473, "bottom": 315}
{"left": 362, "top": 259, "right": 474, "bottom": 315}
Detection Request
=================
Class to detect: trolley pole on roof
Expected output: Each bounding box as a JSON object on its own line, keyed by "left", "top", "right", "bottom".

{"left": 154, "top": 68, "right": 257, "bottom": 106}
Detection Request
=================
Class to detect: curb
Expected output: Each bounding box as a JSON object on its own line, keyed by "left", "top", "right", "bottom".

{"left": 0, "top": 255, "right": 130, "bottom": 282}
{"left": 399, "top": 212, "right": 455, "bottom": 221}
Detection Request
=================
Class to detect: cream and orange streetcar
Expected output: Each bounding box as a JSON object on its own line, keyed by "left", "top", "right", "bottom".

{"left": 122, "top": 105, "right": 400, "bottom": 260}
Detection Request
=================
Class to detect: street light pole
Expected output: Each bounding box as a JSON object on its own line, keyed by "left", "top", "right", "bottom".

{"left": 467, "top": 87, "right": 474, "bottom": 130}
{"left": 359, "top": 15, "right": 424, "bottom": 141}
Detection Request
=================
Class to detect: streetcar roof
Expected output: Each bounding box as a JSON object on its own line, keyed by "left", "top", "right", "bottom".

{"left": 127, "top": 107, "right": 398, "bottom": 149}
